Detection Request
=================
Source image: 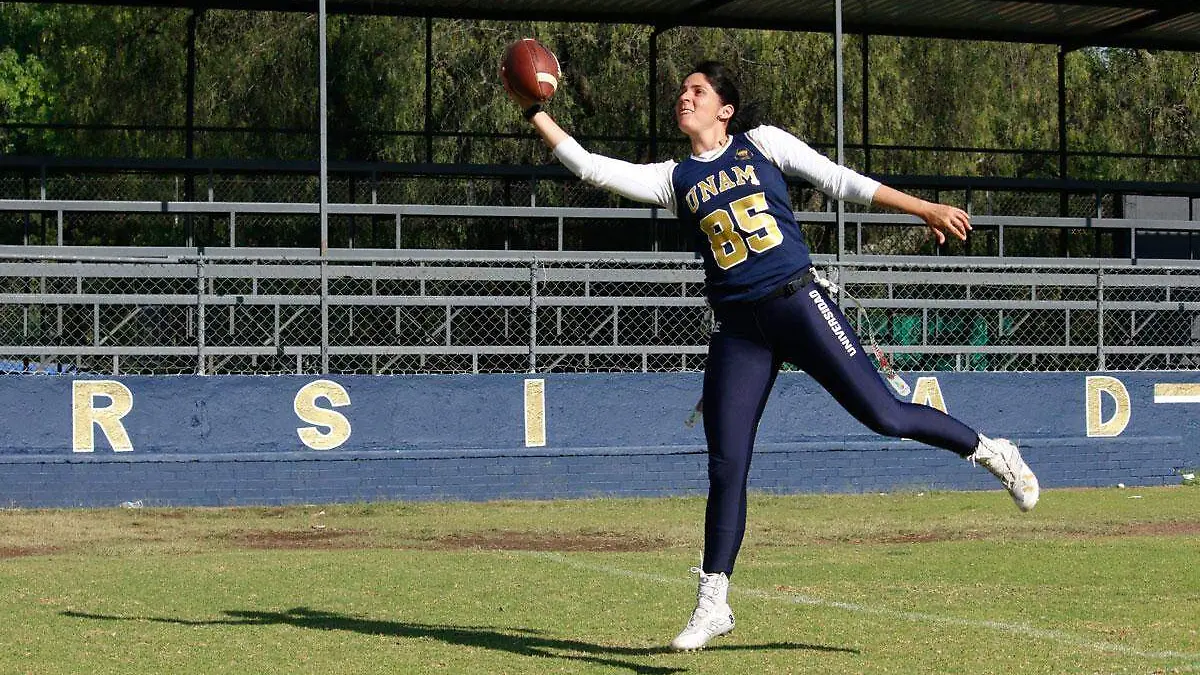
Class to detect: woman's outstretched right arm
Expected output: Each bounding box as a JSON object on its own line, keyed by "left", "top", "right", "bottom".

{"left": 515, "top": 96, "right": 676, "bottom": 210}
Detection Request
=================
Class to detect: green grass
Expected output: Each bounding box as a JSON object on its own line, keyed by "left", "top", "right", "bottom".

{"left": 1, "top": 487, "right": 1198, "bottom": 674}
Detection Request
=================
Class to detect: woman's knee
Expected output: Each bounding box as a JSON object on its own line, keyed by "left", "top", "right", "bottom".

{"left": 861, "top": 404, "right": 912, "bottom": 439}
{"left": 707, "top": 449, "right": 751, "bottom": 483}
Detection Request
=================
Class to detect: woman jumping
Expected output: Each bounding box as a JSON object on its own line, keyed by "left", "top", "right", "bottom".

{"left": 505, "top": 60, "right": 1039, "bottom": 651}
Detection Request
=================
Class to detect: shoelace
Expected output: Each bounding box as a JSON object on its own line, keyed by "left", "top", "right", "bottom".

{"left": 971, "top": 442, "right": 1018, "bottom": 488}
{"left": 687, "top": 567, "right": 721, "bottom": 626}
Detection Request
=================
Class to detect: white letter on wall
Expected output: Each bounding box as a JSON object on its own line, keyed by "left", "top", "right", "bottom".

{"left": 294, "top": 379, "right": 352, "bottom": 450}
{"left": 524, "top": 378, "right": 546, "bottom": 447}
{"left": 72, "top": 380, "right": 134, "bottom": 453}
{"left": 911, "top": 376, "right": 948, "bottom": 413}
{"left": 1086, "top": 375, "right": 1130, "bottom": 438}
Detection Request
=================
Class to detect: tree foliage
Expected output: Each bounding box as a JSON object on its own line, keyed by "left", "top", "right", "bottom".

{"left": 2, "top": 5, "right": 1198, "bottom": 181}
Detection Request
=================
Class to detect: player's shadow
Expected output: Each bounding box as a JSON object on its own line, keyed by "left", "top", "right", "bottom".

{"left": 63, "top": 607, "right": 857, "bottom": 674}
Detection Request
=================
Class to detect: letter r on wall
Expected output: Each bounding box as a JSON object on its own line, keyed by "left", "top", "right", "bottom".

{"left": 72, "top": 380, "right": 135, "bottom": 452}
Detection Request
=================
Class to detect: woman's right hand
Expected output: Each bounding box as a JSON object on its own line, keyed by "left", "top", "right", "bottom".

{"left": 501, "top": 73, "right": 536, "bottom": 112}
{"left": 502, "top": 73, "right": 567, "bottom": 149}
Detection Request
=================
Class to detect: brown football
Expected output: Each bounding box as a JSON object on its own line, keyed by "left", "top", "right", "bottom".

{"left": 500, "top": 38, "right": 561, "bottom": 103}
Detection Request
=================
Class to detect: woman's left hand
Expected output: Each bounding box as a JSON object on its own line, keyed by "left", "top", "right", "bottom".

{"left": 922, "top": 203, "right": 972, "bottom": 244}
{"left": 869, "top": 187, "right": 972, "bottom": 246}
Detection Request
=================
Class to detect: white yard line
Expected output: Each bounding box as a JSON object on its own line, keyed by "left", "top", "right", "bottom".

{"left": 520, "top": 550, "right": 1200, "bottom": 663}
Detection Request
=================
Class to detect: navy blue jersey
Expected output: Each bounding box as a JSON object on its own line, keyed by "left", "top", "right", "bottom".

{"left": 672, "top": 134, "right": 811, "bottom": 304}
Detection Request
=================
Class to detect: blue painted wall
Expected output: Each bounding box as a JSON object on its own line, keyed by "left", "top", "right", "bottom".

{"left": 1, "top": 372, "right": 1196, "bottom": 507}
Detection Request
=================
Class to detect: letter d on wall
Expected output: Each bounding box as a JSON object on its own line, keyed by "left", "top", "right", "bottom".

{"left": 294, "top": 379, "right": 352, "bottom": 450}
{"left": 72, "top": 380, "right": 134, "bottom": 452}
{"left": 1086, "top": 375, "right": 1130, "bottom": 437}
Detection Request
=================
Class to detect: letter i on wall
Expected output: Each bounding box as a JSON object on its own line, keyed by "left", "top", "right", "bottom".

{"left": 524, "top": 379, "right": 546, "bottom": 447}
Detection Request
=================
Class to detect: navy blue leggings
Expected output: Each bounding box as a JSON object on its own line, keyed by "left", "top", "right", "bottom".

{"left": 701, "top": 279, "right": 980, "bottom": 576}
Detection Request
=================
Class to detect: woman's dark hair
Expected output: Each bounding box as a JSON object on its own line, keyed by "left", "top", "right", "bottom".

{"left": 690, "top": 60, "right": 761, "bottom": 133}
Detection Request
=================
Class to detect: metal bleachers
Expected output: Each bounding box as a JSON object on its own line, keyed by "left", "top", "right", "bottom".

{"left": 2, "top": 197, "right": 1199, "bottom": 375}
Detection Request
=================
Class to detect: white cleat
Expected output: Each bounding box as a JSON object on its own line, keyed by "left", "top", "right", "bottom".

{"left": 969, "top": 435, "right": 1040, "bottom": 512}
{"left": 670, "top": 567, "right": 735, "bottom": 651}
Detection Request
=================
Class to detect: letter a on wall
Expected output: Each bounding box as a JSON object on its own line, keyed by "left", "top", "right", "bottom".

{"left": 910, "top": 377, "right": 948, "bottom": 413}
{"left": 1086, "top": 376, "right": 1130, "bottom": 437}
{"left": 72, "top": 380, "right": 135, "bottom": 452}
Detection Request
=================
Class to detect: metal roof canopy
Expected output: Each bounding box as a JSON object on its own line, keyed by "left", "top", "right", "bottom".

{"left": 51, "top": 0, "right": 1200, "bottom": 52}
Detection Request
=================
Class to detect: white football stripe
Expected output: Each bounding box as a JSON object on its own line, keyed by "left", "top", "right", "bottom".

{"left": 520, "top": 550, "right": 1200, "bottom": 663}
{"left": 536, "top": 72, "right": 558, "bottom": 89}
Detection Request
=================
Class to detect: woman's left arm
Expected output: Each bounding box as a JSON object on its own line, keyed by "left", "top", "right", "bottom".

{"left": 871, "top": 185, "right": 971, "bottom": 245}
{"left": 747, "top": 125, "right": 970, "bottom": 245}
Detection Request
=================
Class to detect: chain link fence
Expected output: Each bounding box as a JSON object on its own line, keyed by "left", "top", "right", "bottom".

{"left": 840, "top": 260, "right": 1200, "bottom": 372}
{"left": 3, "top": 251, "right": 1199, "bottom": 375}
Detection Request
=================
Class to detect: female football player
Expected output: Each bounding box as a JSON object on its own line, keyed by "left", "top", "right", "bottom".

{"left": 505, "top": 60, "right": 1039, "bottom": 651}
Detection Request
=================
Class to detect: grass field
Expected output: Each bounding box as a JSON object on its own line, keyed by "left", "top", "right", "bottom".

{"left": 2, "top": 487, "right": 1198, "bottom": 674}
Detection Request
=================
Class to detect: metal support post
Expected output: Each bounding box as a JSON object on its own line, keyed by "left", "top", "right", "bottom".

{"left": 861, "top": 33, "right": 870, "bottom": 174}
{"left": 197, "top": 257, "right": 207, "bottom": 375}
{"left": 319, "top": 0, "right": 330, "bottom": 373}
{"left": 185, "top": 9, "right": 198, "bottom": 248}
{"left": 834, "top": 0, "right": 846, "bottom": 264}
{"left": 1057, "top": 46, "right": 1070, "bottom": 255}
{"left": 529, "top": 261, "right": 539, "bottom": 372}
{"left": 1096, "top": 266, "right": 1105, "bottom": 371}
{"left": 424, "top": 17, "right": 434, "bottom": 163}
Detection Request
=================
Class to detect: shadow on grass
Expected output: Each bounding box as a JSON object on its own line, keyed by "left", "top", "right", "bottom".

{"left": 64, "top": 607, "right": 858, "bottom": 673}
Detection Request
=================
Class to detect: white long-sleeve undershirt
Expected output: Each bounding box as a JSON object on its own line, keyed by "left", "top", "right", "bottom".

{"left": 551, "top": 124, "right": 881, "bottom": 215}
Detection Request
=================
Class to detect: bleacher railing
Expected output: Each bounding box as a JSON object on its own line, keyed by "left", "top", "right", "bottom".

{"left": 1, "top": 238, "right": 1198, "bottom": 375}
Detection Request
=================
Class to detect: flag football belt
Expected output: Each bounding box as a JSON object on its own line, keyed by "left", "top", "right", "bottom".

{"left": 812, "top": 271, "right": 912, "bottom": 398}
{"left": 685, "top": 268, "right": 909, "bottom": 428}
{"left": 756, "top": 269, "right": 816, "bottom": 303}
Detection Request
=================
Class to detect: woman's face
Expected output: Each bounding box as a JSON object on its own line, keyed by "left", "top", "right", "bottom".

{"left": 676, "top": 72, "right": 733, "bottom": 137}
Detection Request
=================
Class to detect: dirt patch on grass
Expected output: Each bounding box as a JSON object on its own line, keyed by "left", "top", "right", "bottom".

{"left": 0, "top": 545, "right": 61, "bottom": 558}
{"left": 417, "top": 530, "right": 673, "bottom": 552}
{"left": 1115, "top": 521, "right": 1200, "bottom": 537}
{"left": 229, "top": 528, "right": 370, "bottom": 550}
{"left": 1029, "top": 521, "right": 1200, "bottom": 540}
{"left": 224, "top": 528, "right": 671, "bottom": 552}
{"left": 812, "top": 521, "right": 1200, "bottom": 545}
{"left": 214, "top": 521, "right": 1200, "bottom": 552}
{"left": 875, "top": 531, "right": 959, "bottom": 544}
{"left": 813, "top": 530, "right": 975, "bottom": 545}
